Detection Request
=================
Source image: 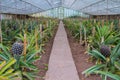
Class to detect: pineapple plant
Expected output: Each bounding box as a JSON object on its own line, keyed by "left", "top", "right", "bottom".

{"left": 83, "top": 43, "right": 120, "bottom": 80}
{"left": 11, "top": 40, "right": 23, "bottom": 70}
{"left": 0, "top": 19, "right": 58, "bottom": 80}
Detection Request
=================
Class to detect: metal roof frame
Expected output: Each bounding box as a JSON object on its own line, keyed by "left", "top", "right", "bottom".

{"left": 0, "top": 0, "right": 120, "bottom": 15}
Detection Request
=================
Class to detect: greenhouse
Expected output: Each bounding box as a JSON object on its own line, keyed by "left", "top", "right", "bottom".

{"left": 0, "top": 0, "right": 120, "bottom": 80}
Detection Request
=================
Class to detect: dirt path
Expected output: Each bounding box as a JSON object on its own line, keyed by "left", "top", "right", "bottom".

{"left": 35, "top": 25, "right": 58, "bottom": 80}
{"left": 65, "top": 27, "right": 101, "bottom": 80}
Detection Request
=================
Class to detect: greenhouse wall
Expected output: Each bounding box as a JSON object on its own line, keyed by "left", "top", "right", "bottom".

{"left": 0, "top": 14, "right": 12, "bottom": 20}
{"left": 91, "top": 15, "right": 120, "bottom": 20}
{"left": 31, "top": 7, "right": 89, "bottom": 19}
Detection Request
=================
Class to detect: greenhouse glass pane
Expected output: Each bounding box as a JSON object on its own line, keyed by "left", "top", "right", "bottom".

{"left": 0, "top": 0, "right": 120, "bottom": 15}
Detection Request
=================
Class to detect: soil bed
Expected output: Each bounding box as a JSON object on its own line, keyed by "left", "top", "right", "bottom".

{"left": 35, "top": 25, "right": 58, "bottom": 80}
{"left": 65, "top": 27, "right": 101, "bottom": 80}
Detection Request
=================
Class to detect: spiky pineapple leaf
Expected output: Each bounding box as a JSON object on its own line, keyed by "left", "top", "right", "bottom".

{"left": 88, "top": 50, "right": 106, "bottom": 61}
{"left": 7, "top": 71, "right": 22, "bottom": 79}
{"left": 0, "top": 76, "right": 10, "bottom": 80}
{"left": 82, "top": 64, "right": 105, "bottom": 75}
{"left": 0, "top": 44, "right": 11, "bottom": 60}
{"left": 114, "top": 61, "right": 120, "bottom": 70}
{"left": 94, "top": 70, "right": 120, "bottom": 80}
{"left": 0, "top": 53, "right": 9, "bottom": 61}
{"left": 0, "top": 61, "right": 6, "bottom": 70}
{"left": 0, "top": 58, "right": 16, "bottom": 75}
{"left": 22, "top": 72, "right": 34, "bottom": 80}
{"left": 1, "top": 69, "right": 14, "bottom": 76}
{"left": 26, "top": 50, "right": 40, "bottom": 62}
{"left": 20, "top": 61, "right": 37, "bottom": 70}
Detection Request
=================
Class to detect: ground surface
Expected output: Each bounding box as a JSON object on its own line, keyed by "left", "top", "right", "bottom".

{"left": 35, "top": 21, "right": 112, "bottom": 80}
{"left": 35, "top": 25, "right": 58, "bottom": 80}
{"left": 65, "top": 27, "right": 101, "bottom": 80}
{"left": 45, "top": 21, "right": 79, "bottom": 80}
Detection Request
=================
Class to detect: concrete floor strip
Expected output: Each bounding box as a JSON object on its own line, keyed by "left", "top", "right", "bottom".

{"left": 45, "top": 21, "right": 80, "bottom": 80}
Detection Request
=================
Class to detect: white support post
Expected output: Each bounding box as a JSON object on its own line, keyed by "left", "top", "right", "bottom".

{"left": 0, "top": 14, "right": 2, "bottom": 43}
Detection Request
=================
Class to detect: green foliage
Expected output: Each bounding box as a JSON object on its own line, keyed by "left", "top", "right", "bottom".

{"left": 0, "top": 18, "right": 58, "bottom": 80}
{"left": 88, "top": 26, "right": 120, "bottom": 49}
{"left": 0, "top": 42, "right": 40, "bottom": 80}
{"left": 63, "top": 19, "right": 120, "bottom": 80}
{"left": 83, "top": 43, "right": 120, "bottom": 80}
{"left": 63, "top": 19, "right": 81, "bottom": 40}
{"left": 0, "top": 58, "right": 21, "bottom": 80}
{"left": 0, "top": 44, "right": 11, "bottom": 61}
{"left": 88, "top": 50, "right": 106, "bottom": 61}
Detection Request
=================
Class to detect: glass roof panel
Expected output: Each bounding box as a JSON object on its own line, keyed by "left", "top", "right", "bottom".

{"left": 0, "top": 0, "right": 120, "bottom": 15}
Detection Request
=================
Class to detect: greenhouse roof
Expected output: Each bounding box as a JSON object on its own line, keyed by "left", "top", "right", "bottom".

{"left": 0, "top": 0, "right": 120, "bottom": 15}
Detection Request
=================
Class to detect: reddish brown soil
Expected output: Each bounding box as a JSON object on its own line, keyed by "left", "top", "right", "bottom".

{"left": 35, "top": 26, "right": 58, "bottom": 80}
{"left": 65, "top": 28, "right": 101, "bottom": 80}
{"left": 35, "top": 24, "right": 110, "bottom": 80}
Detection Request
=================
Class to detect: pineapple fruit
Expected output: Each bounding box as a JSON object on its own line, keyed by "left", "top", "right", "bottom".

{"left": 12, "top": 41, "right": 23, "bottom": 55}
{"left": 100, "top": 45, "right": 110, "bottom": 57}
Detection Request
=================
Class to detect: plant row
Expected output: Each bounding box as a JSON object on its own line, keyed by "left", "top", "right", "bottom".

{"left": 63, "top": 19, "right": 120, "bottom": 80}
{"left": 0, "top": 18, "right": 58, "bottom": 80}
